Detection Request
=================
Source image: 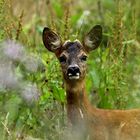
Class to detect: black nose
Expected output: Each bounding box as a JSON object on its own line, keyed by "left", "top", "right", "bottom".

{"left": 67, "top": 66, "right": 80, "bottom": 76}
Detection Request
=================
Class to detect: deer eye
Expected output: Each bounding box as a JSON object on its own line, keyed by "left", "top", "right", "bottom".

{"left": 59, "top": 55, "right": 66, "bottom": 63}
{"left": 80, "top": 55, "right": 87, "bottom": 61}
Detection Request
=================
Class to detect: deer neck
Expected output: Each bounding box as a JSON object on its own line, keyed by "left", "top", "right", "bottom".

{"left": 65, "top": 79, "right": 93, "bottom": 124}
{"left": 66, "top": 80, "right": 87, "bottom": 105}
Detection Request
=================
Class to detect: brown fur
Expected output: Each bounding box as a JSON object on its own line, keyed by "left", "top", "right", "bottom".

{"left": 42, "top": 25, "right": 140, "bottom": 140}
{"left": 65, "top": 81, "right": 140, "bottom": 140}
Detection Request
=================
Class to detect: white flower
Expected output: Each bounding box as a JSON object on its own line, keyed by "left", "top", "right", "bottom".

{"left": 2, "top": 39, "right": 25, "bottom": 61}
{"left": 0, "top": 61, "right": 20, "bottom": 90}
{"left": 21, "top": 83, "right": 40, "bottom": 103}
{"left": 77, "top": 10, "right": 90, "bottom": 27}
{"left": 22, "top": 54, "right": 40, "bottom": 72}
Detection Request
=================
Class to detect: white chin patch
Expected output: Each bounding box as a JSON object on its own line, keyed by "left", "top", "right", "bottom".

{"left": 68, "top": 73, "right": 80, "bottom": 80}
{"left": 69, "top": 75, "right": 80, "bottom": 80}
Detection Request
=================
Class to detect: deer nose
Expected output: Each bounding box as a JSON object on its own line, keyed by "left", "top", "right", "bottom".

{"left": 67, "top": 65, "right": 80, "bottom": 77}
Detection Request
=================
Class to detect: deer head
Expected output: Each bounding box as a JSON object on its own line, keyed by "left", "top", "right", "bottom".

{"left": 42, "top": 25, "right": 102, "bottom": 84}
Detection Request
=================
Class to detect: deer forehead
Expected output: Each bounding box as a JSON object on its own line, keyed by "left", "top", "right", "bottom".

{"left": 63, "top": 39, "right": 82, "bottom": 46}
{"left": 61, "top": 39, "right": 85, "bottom": 55}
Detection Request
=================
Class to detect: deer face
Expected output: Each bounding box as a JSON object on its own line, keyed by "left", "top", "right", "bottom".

{"left": 42, "top": 25, "right": 102, "bottom": 82}
{"left": 58, "top": 40, "right": 87, "bottom": 81}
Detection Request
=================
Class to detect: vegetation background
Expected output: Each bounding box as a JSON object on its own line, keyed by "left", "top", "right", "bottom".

{"left": 0, "top": 0, "right": 140, "bottom": 139}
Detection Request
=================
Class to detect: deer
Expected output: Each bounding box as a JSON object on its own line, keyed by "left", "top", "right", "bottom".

{"left": 42, "top": 25, "right": 140, "bottom": 140}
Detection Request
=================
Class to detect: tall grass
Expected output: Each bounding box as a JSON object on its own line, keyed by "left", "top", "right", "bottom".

{"left": 0, "top": 0, "right": 140, "bottom": 139}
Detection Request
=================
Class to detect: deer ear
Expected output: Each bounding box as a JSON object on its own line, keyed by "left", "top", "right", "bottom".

{"left": 83, "top": 25, "right": 102, "bottom": 52}
{"left": 42, "top": 27, "right": 61, "bottom": 52}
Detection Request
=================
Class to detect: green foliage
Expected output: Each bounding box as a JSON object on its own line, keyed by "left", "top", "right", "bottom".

{"left": 0, "top": 0, "right": 140, "bottom": 139}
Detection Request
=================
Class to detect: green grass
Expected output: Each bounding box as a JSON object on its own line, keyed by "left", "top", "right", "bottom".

{"left": 0, "top": 0, "right": 140, "bottom": 139}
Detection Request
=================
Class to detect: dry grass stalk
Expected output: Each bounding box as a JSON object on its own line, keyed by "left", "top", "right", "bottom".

{"left": 16, "top": 10, "right": 24, "bottom": 40}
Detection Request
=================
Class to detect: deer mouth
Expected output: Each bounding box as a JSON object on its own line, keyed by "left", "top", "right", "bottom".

{"left": 68, "top": 72, "right": 80, "bottom": 80}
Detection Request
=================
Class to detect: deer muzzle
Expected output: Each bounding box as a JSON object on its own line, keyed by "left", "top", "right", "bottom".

{"left": 67, "top": 65, "right": 81, "bottom": 80}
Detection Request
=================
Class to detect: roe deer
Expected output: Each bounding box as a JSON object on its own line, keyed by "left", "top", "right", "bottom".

{"left": 42, "top": 25, "right": 140, "bottom": 140}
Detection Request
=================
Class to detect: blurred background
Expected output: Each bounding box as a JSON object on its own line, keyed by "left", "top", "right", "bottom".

{"left": 0, "top": 0, "right": 140, "bottom": 139}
